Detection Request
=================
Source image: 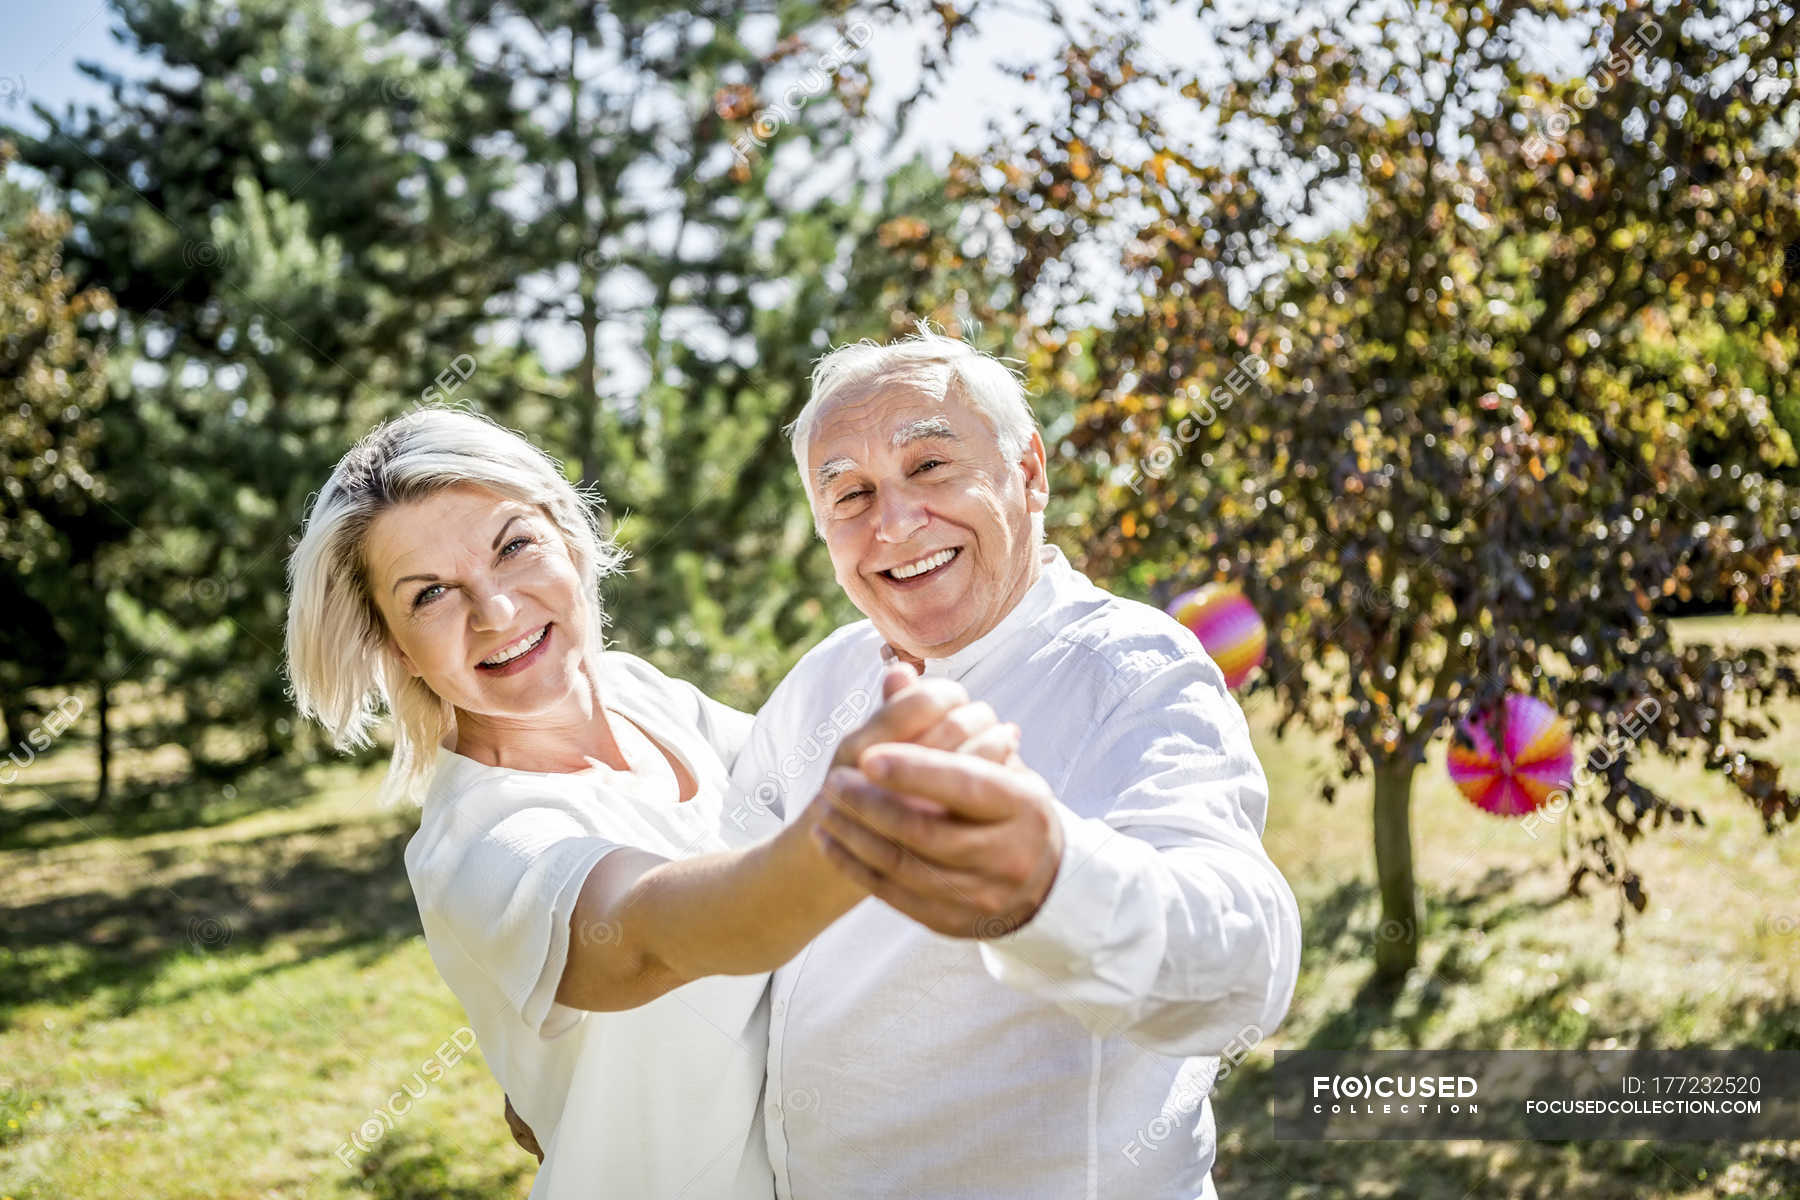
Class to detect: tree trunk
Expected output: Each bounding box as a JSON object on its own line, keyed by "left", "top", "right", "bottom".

{"left": 1372, "top": 753, "right": 1420, "bottom": 979}
{"left": 95, "top": 678, "right": 112, "bottom": 807}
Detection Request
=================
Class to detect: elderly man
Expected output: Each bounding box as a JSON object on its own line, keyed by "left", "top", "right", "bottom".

{"left": 724, "top": 328, "right": 1303, "bottom": 1198}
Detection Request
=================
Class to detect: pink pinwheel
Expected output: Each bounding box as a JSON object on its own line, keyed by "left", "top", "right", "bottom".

{"left": 1447, "top": 693, "right": 1575, "bottom": 817}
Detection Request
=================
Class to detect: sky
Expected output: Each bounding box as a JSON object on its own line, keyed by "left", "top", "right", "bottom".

{"left": 0, "top": 0, "right": 1222, "bottom": 380}
{"left": 1, "top": 1, "right": 1100, "bottom": 161}
{"left": 2, "top": 4, "right": 145, "bottom": 122}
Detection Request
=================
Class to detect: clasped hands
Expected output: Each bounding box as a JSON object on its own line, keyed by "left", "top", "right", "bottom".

{"left": 804, "top": 663, "right": 1064, "bottom": 939}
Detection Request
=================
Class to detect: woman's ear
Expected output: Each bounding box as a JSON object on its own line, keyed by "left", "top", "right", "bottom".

{"left": 381, "top": 629, "right": 423, "bottom": 679}
{"left": 395, "top": 643, "right": 423, "bottom": 678}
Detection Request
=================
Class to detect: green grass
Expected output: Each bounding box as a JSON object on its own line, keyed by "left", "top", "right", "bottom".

{"left": 2, "top": 617, "right": 1798, "bottom": 1198}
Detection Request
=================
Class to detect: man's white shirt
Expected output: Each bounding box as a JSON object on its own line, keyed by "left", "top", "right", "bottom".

{"left": 727, "top": 543, "right": 1303, "bottom": 1200}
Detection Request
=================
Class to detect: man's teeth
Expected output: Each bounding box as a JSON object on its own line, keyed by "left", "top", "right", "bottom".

{"left": 889, "top": 548, "right": 958, "bottom": 580}
{"left": 481, "top": 626, "right": 547, "bottom": 666}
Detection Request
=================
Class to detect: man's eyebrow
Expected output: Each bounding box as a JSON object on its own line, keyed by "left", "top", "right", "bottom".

{"left": 815, "top": 457, "right": 858, "bottom": 489}
{"left": 892, "top": 417, "right": 958, "bottom": 447}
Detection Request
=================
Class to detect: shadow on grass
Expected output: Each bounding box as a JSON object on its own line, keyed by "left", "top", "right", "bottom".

{"left": 0, "top": 814, "right": 421, "bottom": 1030}
{"left": 1213, "top": 874, "right": 1800, "bottom": 1199}
{"left": 344, "top": 1128, "right": 532, "bottom": 1200}
{"left": 0, "top": 759, "right": 330, "bottom": 853}
{"left": 1296, "top": 867, "right": 1569, "bottom": 1051}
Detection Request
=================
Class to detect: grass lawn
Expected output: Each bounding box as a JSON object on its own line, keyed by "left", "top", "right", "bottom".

{"left": 2, "top": 617, "right": 1797, "bottom": 1198}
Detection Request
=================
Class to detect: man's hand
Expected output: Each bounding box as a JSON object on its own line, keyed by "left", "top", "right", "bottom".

{"left": 829, "top": 664, "right": 1003, "bottom": 771}
{"left": 812, "top": 737, "right": 1065, "bottom": 940}
{"left": 504, "top": 1093, "right": 543, "bottom": 1163}
{"left": 797, "top": 664, "right": 1018, "bottom": 879}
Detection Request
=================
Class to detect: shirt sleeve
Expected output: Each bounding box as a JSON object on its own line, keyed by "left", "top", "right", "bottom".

{"left": 977, "top": 652, "right": 1303, "bottom": 1058}
{"left": 412, "top": 789, "right": 626, "bottom": 1039}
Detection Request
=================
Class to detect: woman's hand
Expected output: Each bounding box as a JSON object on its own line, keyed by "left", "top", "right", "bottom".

{"left": 504, "top": 1093, "right": 543, "bottom": 1163}
{"left": 553, "top": 663, "right": 1018, "bottom": 1012}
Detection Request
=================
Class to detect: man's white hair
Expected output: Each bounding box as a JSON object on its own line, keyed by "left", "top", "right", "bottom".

{"left": 786, "top": 323, "right": 1040, "bottom": 519}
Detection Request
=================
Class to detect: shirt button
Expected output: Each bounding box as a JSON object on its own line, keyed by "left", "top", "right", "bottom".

{"left": 771, "top": 998, "right": 786, "bottom": 1017}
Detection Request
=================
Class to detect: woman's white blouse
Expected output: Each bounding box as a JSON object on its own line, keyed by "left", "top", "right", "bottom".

{"left": 403, "top": 651, "right": 776, "bottom": 1200}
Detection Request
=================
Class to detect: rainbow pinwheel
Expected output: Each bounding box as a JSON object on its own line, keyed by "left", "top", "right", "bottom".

{"left": 1167, "top": 583, "right": 1267, "bottom": 690}
{"left": 1447, "top": 692, "right": 1575, "bottom": 817}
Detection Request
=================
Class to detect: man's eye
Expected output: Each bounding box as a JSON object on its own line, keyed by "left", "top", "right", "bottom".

{"left": 836, "top": 488, "right": 871, "bottom": 506}
{"left": 913, "top": 458, "right": 945, "bottom": 474}
{"left": 412, "top": 584, "right": 446, "bottom": 609}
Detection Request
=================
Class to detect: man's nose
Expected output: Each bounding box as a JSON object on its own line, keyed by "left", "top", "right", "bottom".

{"left": 873, "top": 484, "right": 928, "bottom": 543}
{"left": 470, "top": 586, "right": 518, "bottom": 631}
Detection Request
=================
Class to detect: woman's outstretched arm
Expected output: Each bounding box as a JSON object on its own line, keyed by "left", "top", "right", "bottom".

{"left": 554, "top": 668, "right": 1015, "bottom": 1012}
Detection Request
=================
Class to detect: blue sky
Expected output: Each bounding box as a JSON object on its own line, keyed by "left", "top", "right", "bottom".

{"left": 0, "top": 1, "right": 1081, "bottom": 160}
{"left": 2, "top": 4, "right": 145, "bottom": 123}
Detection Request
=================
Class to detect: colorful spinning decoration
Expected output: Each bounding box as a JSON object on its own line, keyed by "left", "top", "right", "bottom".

{"left": 1167, "top": 583, "right": 1267, "bottom": 690}
{"left": 1447, "top": 693, "right": 1575, "bottom": 817}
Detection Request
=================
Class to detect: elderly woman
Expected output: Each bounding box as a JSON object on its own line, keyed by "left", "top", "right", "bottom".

{"left": 283, "top": 407, "right": 1012, "bottom": 1198}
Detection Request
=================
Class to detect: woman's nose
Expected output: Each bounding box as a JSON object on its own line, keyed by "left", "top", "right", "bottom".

{"left": 470, "top": 588, "right": 518, "bottom": 631}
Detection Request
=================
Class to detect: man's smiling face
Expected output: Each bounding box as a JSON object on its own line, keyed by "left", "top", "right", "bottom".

{"left": 807, "top": 379, "right": 1048, "bottom": 663}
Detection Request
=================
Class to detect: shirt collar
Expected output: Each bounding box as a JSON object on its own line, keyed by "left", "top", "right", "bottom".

{"left": 879, "top": 544, "right": 1071, "bottom": 682}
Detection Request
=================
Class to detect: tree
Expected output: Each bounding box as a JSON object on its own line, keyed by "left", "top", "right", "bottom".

{"left": 0, "top": 142, "right": 124, "bottom": 792}
{"left": 6, "top": 0, "right": 997, "bottom": 787}
{"left": 8, "top": 0, "right": 525, "bottom": 781}
{"left": 962, "top": 0, "right": 1800, "bottom": 976}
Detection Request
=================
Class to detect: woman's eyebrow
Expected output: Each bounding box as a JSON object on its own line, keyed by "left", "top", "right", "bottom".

{"left": 387, "top": 514, "right": 531, "bottom": 595}
{"left": 490, "top": 514, "right": 525, "bottom": 550}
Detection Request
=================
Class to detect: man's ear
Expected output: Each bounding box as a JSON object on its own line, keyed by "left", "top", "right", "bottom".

{"left": 1019, "top": 429, "right": 1050, "bottom": 515}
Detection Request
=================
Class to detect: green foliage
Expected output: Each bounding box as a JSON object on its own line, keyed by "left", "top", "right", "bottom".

{"left": 0, "top": 143, "right": 119, "bottom": 751}
{"left": 4, "top": 0, "right": 994, "bottom": 785}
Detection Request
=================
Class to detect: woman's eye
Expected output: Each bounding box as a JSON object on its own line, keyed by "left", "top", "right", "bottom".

{"left": 501, "top": 536, "right": 533, "bottom": 556}
{"left": 412, "top": 584, "right": 445, "bottom": 609}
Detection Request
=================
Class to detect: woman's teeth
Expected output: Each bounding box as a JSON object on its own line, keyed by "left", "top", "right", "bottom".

{"left": 481, "top": 625, "right": 547, "bottom": 666}
{"left": 888, "top": 548, "right": 958, "bottom": 580}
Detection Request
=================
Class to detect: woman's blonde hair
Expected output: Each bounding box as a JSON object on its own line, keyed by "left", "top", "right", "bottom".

{"left": 284, "top": 405, "right": 626, "bottom": 803}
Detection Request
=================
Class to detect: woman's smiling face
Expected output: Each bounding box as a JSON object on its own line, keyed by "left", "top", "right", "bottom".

{"left": 364, "top": 484, "right": 591, "bottom": 720}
